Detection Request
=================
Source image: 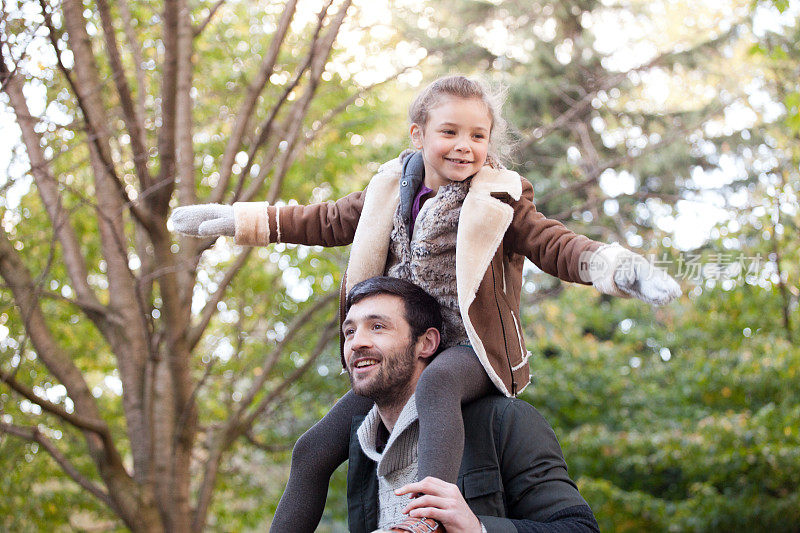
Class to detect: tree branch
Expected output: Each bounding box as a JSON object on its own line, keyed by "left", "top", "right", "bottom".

{"left": 147, "top": 3, "right": 199, "bottom": 510}
{"left": 228, "top": 77, "right": 300, "bottom": 203}
{"left": 187, "top": 248, "right": 253, "bottom": 350}
{"left": 42, "top": 0, "right": 156, "bottom": 233}
{"left": 0, "top": 227, "right": 107, "bottom": 430}
{"left": 176, "top": 0, "right": 196, "bottom": 207}
{"left": 95, "top": 0, "right": 152, "bottom": 192}
{"left": 0, "top": 227, "right": 138, "bottom": 525}
{"left": 192, "top": 317, "right": 338, "bottom": 530}
{"left": 243, "top": 430, "right": 292, "bottom": 453}
{"left": 517, "top": 42, "right": 717, "bottom": 150}
{"left": 52, "top": 5, "right": 157, "bottom": 481}
{"left": 771, "top": 170, "right": 794, "bottom": 342}
{"left": 149, "top": 0, "right": 180, "bottom": 217}
{"left": 0, "top": 421, "right": 116, "bottom": 510}
{"left": 117, "top": 0, "right": 148, "bottom": 148}
{"left": 0, "top": 21, "right": 43, "bottom": 93}
{"left": 243, "top": 291, "right": 337, "bottom": 406}
{"left": 0, "top": 370, "right": 109, "bottom": 436}
{"left": 521, "top": 281, "right": 565, "bottom": 307}
{"left": 263, "top": 0, "right": 351, "bottom": 203}
{"left": 297, "top": 62, "right": 421, "bottom": 152}
{"left": 40, "top": 290, "right": 122, "bottom": 326}
{"left": 0, "top": 46, "right": 106, "bottom": 318}
{"left": 227, "top": 0, "right": 332, "bottom": 204}
{"left": 238, "top": 320, "right": 338, "bottom": 432}
{"left": 193, "top": 0, "right": 226, "bottom": 38}
{"left": 242, "top": 0, "right": 352, "bottom": 204}
{"left": 210, "top": 0, "right": 299, "bottom": 204}
{"left": 536, "top": 105, "right": 721, "bottom": 208}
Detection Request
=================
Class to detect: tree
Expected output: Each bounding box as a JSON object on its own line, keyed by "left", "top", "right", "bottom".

{"left": 724, "top": 9, "right": 800, "bottom": 343}
{"left": 395, "top": 0, "right": 759, "bottom": 248}
{"left": 3, "top": 0, "right": 797, "bottom": 529}
{"left": 390, "top": 0, "right": 800, "bottom": 530}
{"left": 0, "top": 0, "right": 411, "bottom": 529}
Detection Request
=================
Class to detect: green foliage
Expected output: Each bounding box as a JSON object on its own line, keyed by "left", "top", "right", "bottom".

{"left": 397, "top": 0, "right": 753, "bottom": 250}
{"left": 2, "top": 0, "right": 799, "bottom": 530}
{"left": 520, "top": 279, "right": 800, "bottom": 531}
{"left": 754, "top": 0, "right": 792, "bottom": 13}
{"left": 0, "top": 427, "right": 119, "bottom": 531}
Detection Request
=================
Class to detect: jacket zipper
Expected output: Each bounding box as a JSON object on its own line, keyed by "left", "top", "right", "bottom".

{"left": 491, "top": 262, "right": 517, "bottom": 395}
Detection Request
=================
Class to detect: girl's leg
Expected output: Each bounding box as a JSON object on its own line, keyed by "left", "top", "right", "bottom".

{"left": 270, "top": 390, "right": 373, "bottom": 533}
{"left": 414, "top": 345, "right": 493, "bottom": 484}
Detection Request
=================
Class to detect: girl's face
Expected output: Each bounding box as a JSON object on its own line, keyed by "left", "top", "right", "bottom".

{"left": 410, "top": 96, "right": 492, "bottom": 191}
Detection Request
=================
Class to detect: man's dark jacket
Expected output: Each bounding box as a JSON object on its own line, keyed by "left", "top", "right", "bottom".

{"left": 347, "top": 395, "right": 600, "bottom": 532}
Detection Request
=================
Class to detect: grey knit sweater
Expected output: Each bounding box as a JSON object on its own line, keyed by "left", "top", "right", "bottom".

{"left": 356, "top": 396, "right": 421, "bottom": 528}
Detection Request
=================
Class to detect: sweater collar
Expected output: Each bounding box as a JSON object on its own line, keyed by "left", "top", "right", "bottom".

{"left": 357, "top": 394, "right": 420, "bottom": 476}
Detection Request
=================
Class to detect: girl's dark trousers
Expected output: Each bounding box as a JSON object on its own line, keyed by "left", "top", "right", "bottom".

{"left": 269, "top": 345, "right": 491, "bottom": 532}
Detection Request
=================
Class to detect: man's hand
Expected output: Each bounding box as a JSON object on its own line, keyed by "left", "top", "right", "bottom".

{"left": 169, "top": 204, "right": 235, "bottom": 237}
{"left": 396, "top": 477, "right": 483, "bottom": 533}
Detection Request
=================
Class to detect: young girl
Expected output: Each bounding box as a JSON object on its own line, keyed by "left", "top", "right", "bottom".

{"left": 172, "top": 75, "right": 680, "bottom": 531}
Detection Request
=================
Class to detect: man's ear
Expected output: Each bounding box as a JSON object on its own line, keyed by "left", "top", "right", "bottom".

{"left": 409, "top": 123, "right": 424, "bottom": 149}
{"left": 415, "top": 327, "right": 441, "bottom": 361}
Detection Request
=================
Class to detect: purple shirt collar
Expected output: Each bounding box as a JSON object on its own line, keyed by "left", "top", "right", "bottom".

{"left": 410, "top": 183, "right": 434, "bottom": 235}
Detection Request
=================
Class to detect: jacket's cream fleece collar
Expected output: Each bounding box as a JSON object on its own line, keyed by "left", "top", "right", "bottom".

{"left": 345, "top": 158, "right": 403, "bottom": 294}
{"left": 455, "top": 166, "right": 520, "bottom": 396}
{"left": 468, "top": 165, "right": 523, "bottom": 201}
{"left": 345, "top": 159, "right": 521, "bottom": 294}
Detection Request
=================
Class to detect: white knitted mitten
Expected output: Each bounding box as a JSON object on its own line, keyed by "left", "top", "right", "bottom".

{"left": 169, "top": 204, "right": 235, "bottom": 237}
{"left": 583, "top": 244, "right": 681, "bottom": 306}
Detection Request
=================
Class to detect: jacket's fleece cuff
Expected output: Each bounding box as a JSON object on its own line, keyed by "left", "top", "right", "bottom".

{"left": 233, "top": 202, "right": 270, "bottom": 246}
{"left": 581, "top": 243, "right": 631, "bottom": 298}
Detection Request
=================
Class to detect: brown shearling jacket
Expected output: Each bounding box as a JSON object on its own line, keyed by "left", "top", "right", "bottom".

{"left": 232, "top": 156, "right": 602, "bottom": 397}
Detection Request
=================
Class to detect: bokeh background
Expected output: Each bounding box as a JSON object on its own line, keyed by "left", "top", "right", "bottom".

{"left": 1, "top": 0, "right": 798, "bottom": 530}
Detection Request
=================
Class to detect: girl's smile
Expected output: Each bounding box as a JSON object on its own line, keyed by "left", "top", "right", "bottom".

{"left": 410, "top": 96, "right": 492, "bottom": 192}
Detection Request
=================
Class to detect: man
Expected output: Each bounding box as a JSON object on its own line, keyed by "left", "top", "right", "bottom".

{"left": 342, "top": 277, "right": 599, "bottom": 533}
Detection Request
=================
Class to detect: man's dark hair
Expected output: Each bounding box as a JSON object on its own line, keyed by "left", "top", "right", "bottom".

{"left": 346, "top": 277, "right": 443, "bottom": 341}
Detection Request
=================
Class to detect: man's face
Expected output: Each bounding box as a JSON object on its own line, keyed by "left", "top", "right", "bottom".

{"left": 342, "top": 294, "right": 419, "bottom": 405}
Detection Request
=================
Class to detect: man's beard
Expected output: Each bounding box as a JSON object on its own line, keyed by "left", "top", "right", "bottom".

{"left": 348, "top": 342, "right": 417, "bottom": 408}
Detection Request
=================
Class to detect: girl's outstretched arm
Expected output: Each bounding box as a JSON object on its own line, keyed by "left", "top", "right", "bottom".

{"left": 506, "top": 177, "right": 603, "bottom": 283}
{"left": 170, "top": 203, "right": 234, "bottom": 237}
{"left": 581, "top": 243, "right": 681, "bottom": 306}
{"left": 168, "top": 190, "right": 365, "bottom": 247}
{"left": 507, "top": 177, "right": 680, "bottom": 306}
